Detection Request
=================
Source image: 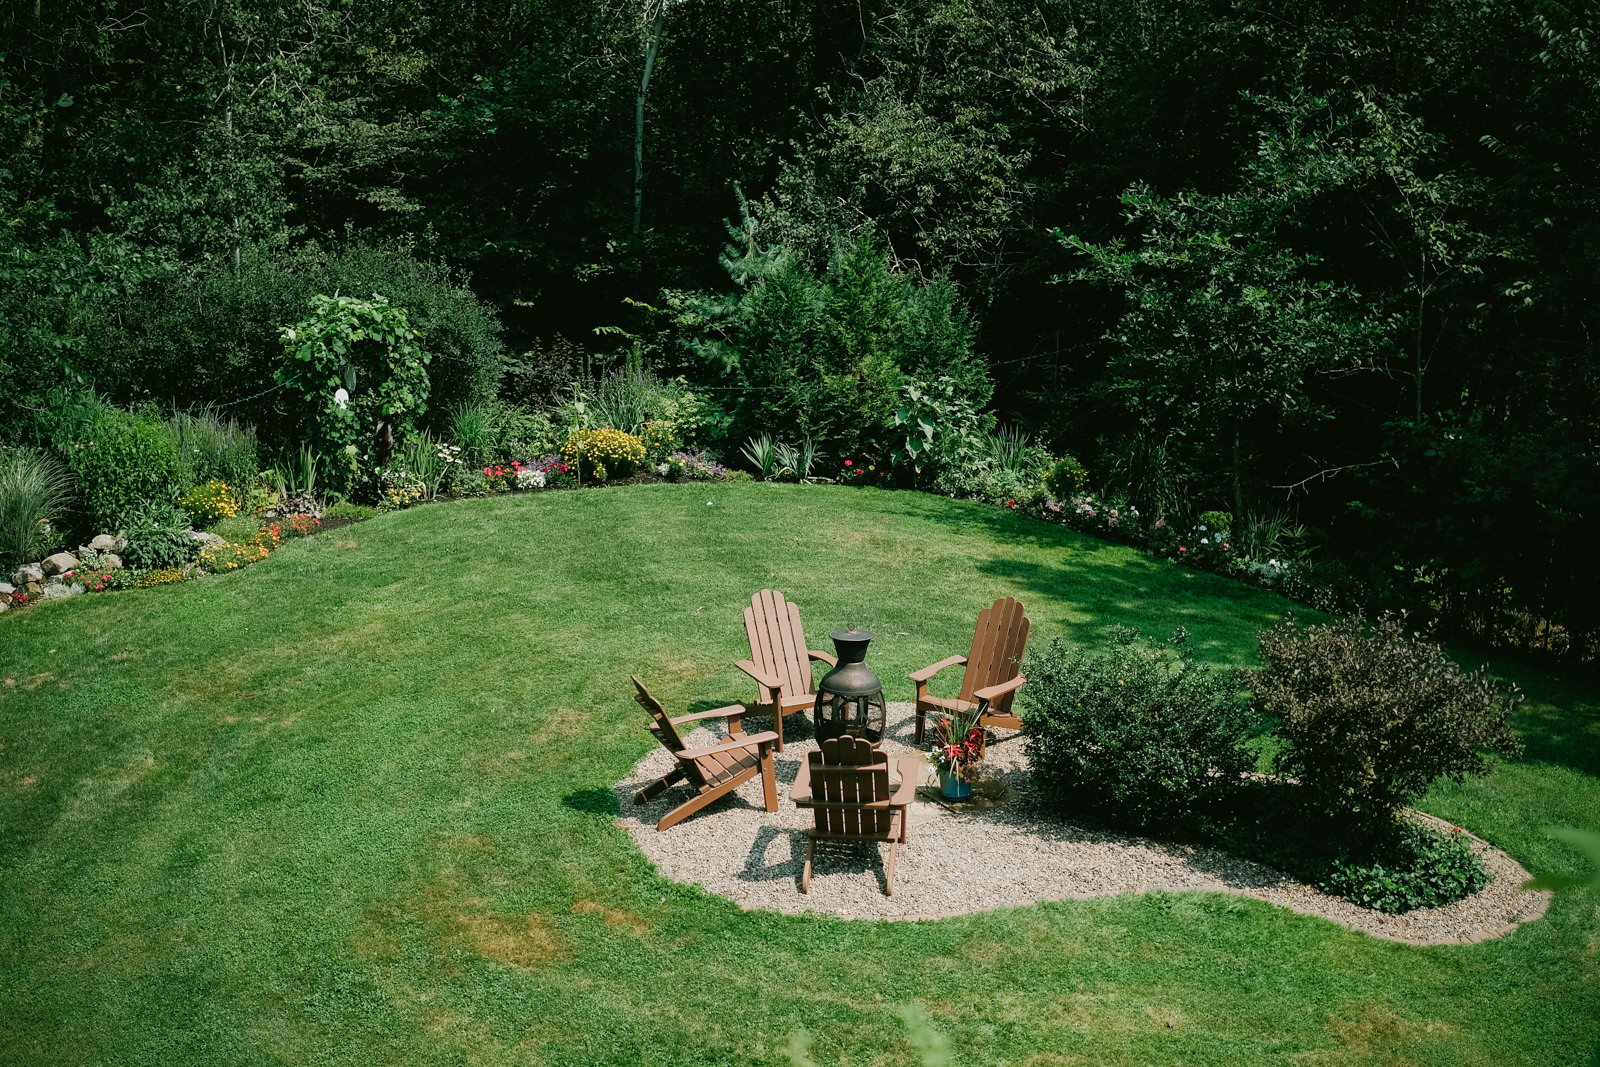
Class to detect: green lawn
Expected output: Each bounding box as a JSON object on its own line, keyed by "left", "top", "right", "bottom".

{"left": 2, "top": 482, "right": 1597, "bottom": 1065}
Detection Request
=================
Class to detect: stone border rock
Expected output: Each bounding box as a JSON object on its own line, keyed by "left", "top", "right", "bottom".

{"left": 615, "top": 703, "right": 1549, "bottom": 944}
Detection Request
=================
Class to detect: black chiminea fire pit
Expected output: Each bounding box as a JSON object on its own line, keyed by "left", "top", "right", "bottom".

{"left": 813, "top": 629, "right": 887, "bottom": 742}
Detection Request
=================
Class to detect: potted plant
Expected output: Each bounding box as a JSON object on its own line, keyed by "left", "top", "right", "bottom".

{"left": 929, "top": 705, "right": 987, "bottom": 799}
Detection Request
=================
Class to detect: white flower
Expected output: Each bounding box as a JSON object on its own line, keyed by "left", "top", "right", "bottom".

{"left": 658, "top": 462, "right": 670, "bottom": 475}
{"left": 1201, "top": 537, "right": 1209, "bottom": 544}
{"left": 333, "top": 388, "right": 349, "bottom": 409}
{"left": 285, "top": 328, "right": 296, "bottom": 340}
{"left": 1198, "top": 524, "right": 1208, "bottom": 531}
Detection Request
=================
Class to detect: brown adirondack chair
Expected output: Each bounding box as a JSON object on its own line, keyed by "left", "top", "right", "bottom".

{"left": 789, "top": 735, "right": 921, "bottom": 896}
{"left": 735, "top": 590, "right": 838, "bottom": 752}
{"left": 909, "top": 597, "right": 1031, "bottom": 743}
{"left": 630, "top": 677, "right": 780, "bottom": 832}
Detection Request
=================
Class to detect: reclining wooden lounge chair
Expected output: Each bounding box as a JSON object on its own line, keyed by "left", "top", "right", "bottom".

{"left": 630, "top": 676, "right": 779, "bottom": 832}
{"left": 909, "top": 596, "right": 1031, "bottom": 744}
{"left": 789, "top": 735, "right": 921, "bottom": 896}
{"left": 735, "top": 589, "right": 838, "bottom": 752}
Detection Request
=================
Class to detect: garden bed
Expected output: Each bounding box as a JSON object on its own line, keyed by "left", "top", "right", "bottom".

{"left": 618, "top": 704, "right": 1550, "bottom": 943}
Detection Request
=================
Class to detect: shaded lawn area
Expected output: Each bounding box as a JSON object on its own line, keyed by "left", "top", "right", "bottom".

{"left": 1, "top": 482, "right": 1596, "bottom": 1065}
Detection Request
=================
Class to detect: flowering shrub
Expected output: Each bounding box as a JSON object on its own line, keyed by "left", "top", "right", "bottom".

{"left": 533, "top": 454, "right": 575, "bottom": 488}
{"left": 1148, "top": 516, "right": 1234, "bottom": 567}
{"left": 483, "top": 461, "right": 527, "bottom": 492}
{"left": 671, "top": 450, "right": 726, "bottom": 481}
{"left": 181, "top": 479, "right": 240, "bottom": 524}
{"left": 641, "top": 420, "right": 680, "bottom": 463}
{"left": 1044, "top": 456, "right": 1090, "bottom": 499}
{"left": 561, "top": 428, "right": 646, "bottom": 482}
{"left": 261, "top": 514, "right": 319, "bottom": 541}
{"left": 837, "top": 457, "right": 893, "bottom": 487}
{"left": 1050, "top": 493, "right": 1141, "bottom": 540}
{"left": 199, "top": 539, "right": 272, "bottom": 571}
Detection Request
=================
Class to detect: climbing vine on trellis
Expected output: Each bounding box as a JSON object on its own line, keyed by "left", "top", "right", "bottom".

{"left": 276, "top": 294, "right": 430, "bottom": 490}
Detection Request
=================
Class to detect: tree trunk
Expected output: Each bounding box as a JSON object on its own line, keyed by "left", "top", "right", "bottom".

{"left": 1413, "top": 289, "right": 1425, "bottom": 424}
{"left": 632, "top": 4, "right": 664, "bottom": 235}
{"left": 1232, "top": 423, "right": 1244, "bottom": 522}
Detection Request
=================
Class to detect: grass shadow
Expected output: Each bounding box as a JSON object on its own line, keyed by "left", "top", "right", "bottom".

{"left": 561, "top": 788, "right": 620, "bottom": 817}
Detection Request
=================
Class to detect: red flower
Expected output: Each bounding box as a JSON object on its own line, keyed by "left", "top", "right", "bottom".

{"left": 1179, "top": 547, "right": 1187, "bottom": 553}
{"left": 844, "top": 460, "right": 853, "bottom": 467}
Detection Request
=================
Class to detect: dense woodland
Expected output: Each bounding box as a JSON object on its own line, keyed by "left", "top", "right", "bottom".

{"left": 2, "top": 0, "right": 1598, "bottom": 657}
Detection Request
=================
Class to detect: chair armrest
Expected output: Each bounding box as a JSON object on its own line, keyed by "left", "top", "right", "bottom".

{"left": 974, "top": 674, "right": 1026, "bottom": 704}
{"left": 807, "top": 649, "right": 838, "bottom": 668}
{"left": 735, "top": 659, "right": 784, "bottom": 692}
{"left": 891, "top": 758, "right": 924, "bottom": 804}
{"left": 670, "top": 704, "right": 749, "bottom": 725}
{"left": 789, "top": 757, "right": 814, "bottom": 805}
{"left": 678, "top": 730, "right": 779, "bottom": 760}
{"left": 908, "top": 655, "right": 966, "bottom": 684}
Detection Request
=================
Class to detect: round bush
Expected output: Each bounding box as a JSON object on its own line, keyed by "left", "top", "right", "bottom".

{"left": 1248, "top": 612, "right": 1522, "bottom": 837}
{"left": 1044, "top": 455, "right": 1090, "bottom": 500}
{"left": 181, "top": 480, "right": 240, "bottom": 525}
{"left": 561, "top": 428, "right": 646, "bottom": 482}
{"left": 1021, "top": 627, "right": 1262, "bottom": 833}
{"left": 70, "top": 412, "right": 182, "bottom": 532}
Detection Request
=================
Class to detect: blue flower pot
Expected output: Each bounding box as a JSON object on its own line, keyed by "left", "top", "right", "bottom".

{"left": 939, "top": 770, "right": 972, "bottom": 799}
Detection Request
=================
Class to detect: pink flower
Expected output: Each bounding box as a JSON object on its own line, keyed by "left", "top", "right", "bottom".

{"left": 1179, "top": 547, "right": 1187, "bottom": 553}
{"left": 844, "top": 460, "right": 853, "bottom": 467}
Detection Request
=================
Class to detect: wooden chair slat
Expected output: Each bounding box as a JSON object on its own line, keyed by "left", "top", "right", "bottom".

{"left": 975, "top": 598, "right": 1019, "bottom": 694}
{"left": 959, "top": 601, "right": 998, "bottom": 704}
{"left": 787, "top": 600, "right": 814, "bottom": 696}
{"left": 770, "top": 593, "right": 805, "bottom": 696}
{"left": 754, "top": 590, "right": 782, "bottom": 681}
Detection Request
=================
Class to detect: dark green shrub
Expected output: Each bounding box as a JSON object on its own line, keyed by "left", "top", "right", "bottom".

{"left": 1217, "top": 781, "right": 1490, "bottom": 913}
{"left": 70, "top": 412, "right": 182, "bottom": 532}
{"left": 1044, "top": 455, "right": 1089, "bottom": 500}
{"left": 1319, "top": 822, "right": 1488, "bottom": 912}
{"left": 122, "top": 527, "right": 196, "bottom": 570}
{"left": 74, "top": 241, "right": 505, "bottom": 427}
{"left": 1248, "top": 613, "right": 1523, "bottom": 838}
{"left": 1022, "top": 627, "right": 1263, "bottom": 833}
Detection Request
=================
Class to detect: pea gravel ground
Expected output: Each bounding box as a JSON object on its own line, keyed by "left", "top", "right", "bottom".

{"left": 615, "top": 703, "right": 1549, "bottom": 944}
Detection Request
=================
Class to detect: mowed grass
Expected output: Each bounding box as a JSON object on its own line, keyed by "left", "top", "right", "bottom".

{"left": 1, "top": 482, "right": 1597, "bottom": 1066}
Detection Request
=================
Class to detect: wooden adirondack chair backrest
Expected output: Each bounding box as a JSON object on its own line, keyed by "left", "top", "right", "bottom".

{"left": 957, "top": 597, "right": 1031, "bottom": 718}
{"left": 744, "top": 589, "right": 816, "bottom": 698}
{"left": 631, "top": 677, "right": 709, "bottom": 788}
{"left": 806, "top": 736, "right": 895, "bottom": 838}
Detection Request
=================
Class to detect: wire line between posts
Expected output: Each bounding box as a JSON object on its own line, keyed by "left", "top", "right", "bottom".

{"left": 169, "top": 372, "right": 302, "bottom": 415}
{"left": 176, "top": 347, "right": 1053, "bottom": 411}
